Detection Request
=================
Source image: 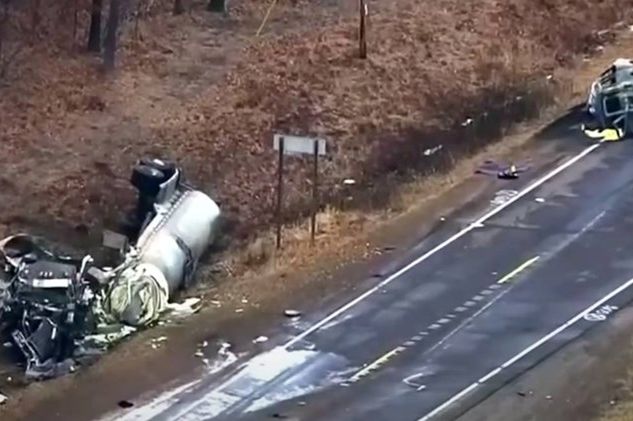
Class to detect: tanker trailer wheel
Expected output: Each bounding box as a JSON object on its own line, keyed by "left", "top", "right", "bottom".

{"left": 131, "top": 164, "right": 165, "bottom": 197}
{"left": 140, "top": 158, "right": 176, "bottom": 178}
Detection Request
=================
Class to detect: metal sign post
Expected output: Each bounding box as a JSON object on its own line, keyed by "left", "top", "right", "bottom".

{"left": 276, "top": 137, "right": 285, "bottom": 249}
{"left": 273, "top": 134, "right": 327, "bottom": 249}
{"left": 311, "top": 139, "right": 319, "bottom": 245}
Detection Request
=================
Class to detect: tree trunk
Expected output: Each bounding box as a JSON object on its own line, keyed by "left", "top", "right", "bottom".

{"left": 173, "top": 0, "right": 184, "bottom": 15}
{"left": 103, "top": 0, "right": 120, "bottom": 72}
{"left": 31, "top": 0, "right": 41, "bottom": 33}
{"left": 87, "top": 0, "right": 102, "bottom": 52}
{"left": 208, "top": 0, "right": 226, "bottom": 13}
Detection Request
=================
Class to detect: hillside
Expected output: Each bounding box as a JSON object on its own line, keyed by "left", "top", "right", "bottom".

{"left": 0, "top": 0, "right": 629, "bottom": 247}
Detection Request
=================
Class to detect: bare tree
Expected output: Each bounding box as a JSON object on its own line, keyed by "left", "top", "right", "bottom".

{"left": 208, "top": 0, "right": 226, "bottom": 13}
{"left": 31, "top": 0, "right": 41, "bottom": 33}
{"left": 173, "top": 0, "right": 184, "bottom": 15}
{"left": 103, "top": 0, "right": 120, "bottom": 71}
{"left": 88, "top": 0, "right": 102, "bottom": 52}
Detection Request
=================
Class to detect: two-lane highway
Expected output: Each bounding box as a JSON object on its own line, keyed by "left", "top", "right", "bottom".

{"left": 106, "top": 114, "right": 633, "bottom": 421}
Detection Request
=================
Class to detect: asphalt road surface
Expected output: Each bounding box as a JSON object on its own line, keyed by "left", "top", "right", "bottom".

{"left": 105, "top": 113, "right": 633, "bottom": 421}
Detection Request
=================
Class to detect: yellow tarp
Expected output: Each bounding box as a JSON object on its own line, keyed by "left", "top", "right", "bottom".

{"left": 583, "top": 126, "right": 624, "bottom": 142}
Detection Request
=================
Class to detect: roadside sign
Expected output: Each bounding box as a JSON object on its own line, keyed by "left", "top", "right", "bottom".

{"left": 273, "top": 134, "right": 328, "bottom": 249}
{"left": 274, "top": 134, "right": 326, "bottom": 156}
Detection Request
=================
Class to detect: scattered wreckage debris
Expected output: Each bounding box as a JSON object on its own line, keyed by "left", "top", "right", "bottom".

{"left": 284, "top": 309, "right": 301, "bottom": 318}
{"left": 0, "top": 158, "right": 221, "bottom": 381}
{"left": 475, "top": 159, "right": 530, "bottom": 179}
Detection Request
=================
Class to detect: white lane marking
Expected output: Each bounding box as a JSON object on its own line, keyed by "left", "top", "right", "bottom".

{"left": 497, "top": 256, "right": 541, "bottom": 284}
{"left": 417, "top": 273, "right": 633, "bottom": 421}
{"left": 348, "top": 346, "right": 405, "bottom": 382}
{"left": 282, "top": 142, "right": 601, "bottom": 349}
{"left": 411, "top": 277, "right": 520, "bottom": 367}
{"left": 463, "top": 301, "right": 477, "bottom": 307}
{"left": 404, "top": 373, "right": 428, "bottom": 391}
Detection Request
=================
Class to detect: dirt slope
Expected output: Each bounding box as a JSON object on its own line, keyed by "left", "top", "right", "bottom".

{"left": 0, "top": 0, "right": 630, "bottom": 247}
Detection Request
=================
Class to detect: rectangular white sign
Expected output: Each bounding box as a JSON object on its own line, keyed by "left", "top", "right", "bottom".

{"left": 274, "top": 134, "right": 326, "bottom": 156}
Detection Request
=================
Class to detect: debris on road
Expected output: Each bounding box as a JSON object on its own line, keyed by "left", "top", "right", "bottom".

{"left": 423, "top": 144, "right": 443, "bottom": 156}
{"left": 253, "top": 335, "right": 269, "bottom": 344}
{"left": 284, "top": 309, "right": 301, "bottom": 318}
{"left": 150, "top": 336, "right": 168, "bottom": 349}
{"left": 165, "top": 297, "right": 203, "bottom": 319}
{"left": 118, "top": 400, "right": 134, "bottom": 408}
{"left": 0, "top": 158, "right": 221, "bottom": 381}
{"left": 476, "top": 160, "right": 529, "bottom": 179}
{"left": 535, "top": 197, "right": 546, "bottom": 203}
{"left": 0, "top": 392, "right": 7, "bottom": 405}
{"left": 497, "top": 164, "right": 520, "bottom": 180}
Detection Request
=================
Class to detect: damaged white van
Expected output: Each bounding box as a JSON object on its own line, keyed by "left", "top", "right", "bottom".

{"left": 586, "top": 58, "right": 633, "bottom": 134}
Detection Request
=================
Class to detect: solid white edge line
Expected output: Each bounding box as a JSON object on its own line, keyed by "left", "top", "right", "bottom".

{"left": 283, "top": 142, "right": 602, "bottom": 349}
{"left": 417, "top": 274, "right": 633, "bottom": 421}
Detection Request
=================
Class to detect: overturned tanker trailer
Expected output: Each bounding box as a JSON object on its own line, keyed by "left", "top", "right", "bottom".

{"left": 102, "top": 158, "right": 222, "bottom": 326}
{"left": 0, "top": 158, "right": 221, "bottom": 380}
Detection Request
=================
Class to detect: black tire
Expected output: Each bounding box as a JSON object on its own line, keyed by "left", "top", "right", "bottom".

{"left": 140, "top": 158, "right": 176, "bottom": 179}
{"left": 131, "top": 164, "right": 165, "bottom": 196}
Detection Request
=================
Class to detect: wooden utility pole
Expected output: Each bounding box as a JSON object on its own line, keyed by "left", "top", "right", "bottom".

{"left": 359, "top": 0, "right": 367, "bottom": 59}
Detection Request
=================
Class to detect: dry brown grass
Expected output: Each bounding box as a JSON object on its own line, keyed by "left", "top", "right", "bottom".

{"left": 0, "top": 0, "right": 631, "bottom": 249}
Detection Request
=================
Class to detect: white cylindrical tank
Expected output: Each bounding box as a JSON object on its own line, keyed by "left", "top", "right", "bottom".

{"left": 135, "top": 189, "right": 221, "bottom": 295}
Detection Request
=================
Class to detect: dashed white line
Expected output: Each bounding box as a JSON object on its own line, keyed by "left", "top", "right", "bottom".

{"left": 417, "top": 272, "right": 633, "bottom": 421}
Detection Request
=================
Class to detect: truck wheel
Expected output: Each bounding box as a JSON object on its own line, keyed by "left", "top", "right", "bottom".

{"left": 140, "top": 158, "right": 176, "bottom": 179}
{"left": 131, "top": 164, "right": 165, "bottom": 196}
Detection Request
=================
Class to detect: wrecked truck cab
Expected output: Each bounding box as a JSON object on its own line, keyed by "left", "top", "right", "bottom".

{"left": 0, "top": 158, "right": 221, "bottom": 381}
{"left": 586, "top": 58, "right": 633, "bottom": 135}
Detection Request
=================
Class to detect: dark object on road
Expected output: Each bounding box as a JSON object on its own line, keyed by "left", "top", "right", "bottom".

{"left": 118, "top": 399, "right": 134, "bottom": 408}
{"left": 497, "top": 164, "right": 520, "bottom": 180}
{"left": 476, "top": 160, "right": 529, "bottom": 179}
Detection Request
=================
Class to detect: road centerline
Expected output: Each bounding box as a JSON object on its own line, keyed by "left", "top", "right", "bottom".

{"left": 497, "top": 256, "right": 540, "bottom": 284}
{"left": 283, "top": 142, "right": 602, "bottom": 349}
{"left": 417, "top": 273, "right": 633, "bottom": 421}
